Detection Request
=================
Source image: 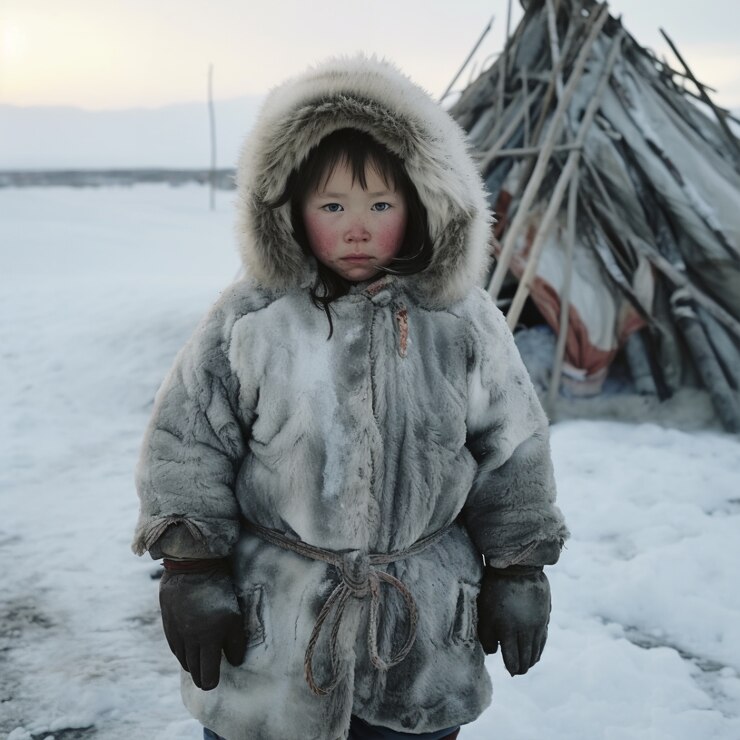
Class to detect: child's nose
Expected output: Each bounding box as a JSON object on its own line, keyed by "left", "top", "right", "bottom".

{"left": 344, "top": 217, "right": 370, "bottom": 243}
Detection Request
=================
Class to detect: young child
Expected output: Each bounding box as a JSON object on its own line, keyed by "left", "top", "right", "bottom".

{"left": 132, "top": 54, "right": 568, "bottom": 740}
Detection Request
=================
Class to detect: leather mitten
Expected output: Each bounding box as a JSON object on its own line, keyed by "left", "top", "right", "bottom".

{"left": 159, "top": 559, "right": 248, "bottom": 690}
{"left": 477, "top": 564, "right": 551, "bottom": 676}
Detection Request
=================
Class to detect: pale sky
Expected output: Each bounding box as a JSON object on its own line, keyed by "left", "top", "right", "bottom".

{"left": 2, "top": 0, "right": 739, "bottom": 111}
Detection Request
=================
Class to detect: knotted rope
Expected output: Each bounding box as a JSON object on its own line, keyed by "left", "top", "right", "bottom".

{"left": 244, "top": 520, "right": 451, "bottom": 696}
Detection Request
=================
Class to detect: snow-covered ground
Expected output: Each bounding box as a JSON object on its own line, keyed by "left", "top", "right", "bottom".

{"left": 1, "top": 186, "right": 739, "bottom": 739}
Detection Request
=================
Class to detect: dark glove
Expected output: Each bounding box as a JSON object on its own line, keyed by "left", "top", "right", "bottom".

{"left": 159, "top": 559, "right": 248, "bottom": 691}
{"left": 477, "top": 564, "right": 551, "bottom": 676}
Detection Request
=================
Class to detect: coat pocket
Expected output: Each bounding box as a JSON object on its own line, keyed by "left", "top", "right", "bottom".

{"left": 448, "top": 580, "right": 479, "bottom": 646}
{"left": 240, "top": 583, "right": 267, "bottom": 648}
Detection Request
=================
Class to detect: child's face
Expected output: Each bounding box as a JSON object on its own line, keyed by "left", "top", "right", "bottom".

{"left": 301, "top": 159, "right": 407, "bottom": 282}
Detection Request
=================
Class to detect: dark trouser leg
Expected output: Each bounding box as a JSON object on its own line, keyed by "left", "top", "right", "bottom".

{"left": 348, "top": 715, "right": 461, "bottom": 739}
{"left": 203, "top": 728, "right": 226, "bottom": 740}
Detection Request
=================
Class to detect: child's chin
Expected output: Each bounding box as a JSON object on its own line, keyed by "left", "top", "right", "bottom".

{"left": 340, "top": 266, "right": 379, "bottom": 281}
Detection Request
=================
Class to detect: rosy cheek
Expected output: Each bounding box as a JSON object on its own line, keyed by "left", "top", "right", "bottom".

{"left": 375, "top": 217, "right": 406, "bottom": 258}
{"left": 303, "top": 215, "right": 336, "bottom": 259}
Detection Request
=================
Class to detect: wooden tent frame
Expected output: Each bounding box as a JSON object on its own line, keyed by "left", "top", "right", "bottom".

{"left": 449, "top": 0, "right": 740, "bottom": 431}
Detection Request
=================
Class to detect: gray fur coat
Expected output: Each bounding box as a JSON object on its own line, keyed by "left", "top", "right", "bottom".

{"left": 132, "top": 54, "right": 568, "bottom": 740}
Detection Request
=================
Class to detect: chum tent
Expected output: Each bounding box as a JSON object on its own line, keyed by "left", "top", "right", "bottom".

{"left": 448, "top": 0, "right": 740, "bottom": 432}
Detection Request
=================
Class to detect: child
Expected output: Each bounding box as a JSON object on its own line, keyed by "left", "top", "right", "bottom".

{"left": 132, "top": 54, "right": 568, "bottom": 740}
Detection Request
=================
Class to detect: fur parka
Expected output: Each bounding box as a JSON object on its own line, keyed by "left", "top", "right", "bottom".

{"left": 132, "top": 54, "right": 568, "bottom": 740}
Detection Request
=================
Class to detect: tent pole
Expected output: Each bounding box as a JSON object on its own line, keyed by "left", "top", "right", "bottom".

{"left": 546, "top": 0, "right": 578, "bottom": 137}
{"left": 496, "top": 0, "right": 512, "bottom": 123}
{"left": 670, "top": 86, "right": 740, "bottom": 124}
{"left": 440, "top": 16, "right": 495, "bottom": 103}
{"left": 635, "top": 43, "right": 718, "bottom": 93}
{"left": 671, "top": 291, "right": 740, "bottom": 433}
{"left": 522, "top": 66, "right": 531, "bottom": 147}
{"left": 629, "top": 237, "right": 740, "bottom": 342}
{"left": 486, "top": 2, "right": 610, "bottom": 301}
{"left": 489, "top": 143, "right": 582, "bottom": 158}
{"left": 545, "top": 0, "right": 565, "bottom": 101}
{"left": 479, "top": 88, "right": 541, "bottom": 172}
{"left": 519, "top": 1, "right": 584, "bottom": 181}
{"left": 696, "top": 307, "right": 740, "bottom": 391}
{"left": 546, "top": 167, "right": 579, "bottom": 417}
{"left": 582, "top": 157, "right": 637, "bottom": 276}
{"left": 659, "top": 28, "right": 740, "bottom": 170}
{"left": 578, "top": 165, "right": 740, "bottom": 348}
{"left": 505, "top": 27, "right": 626, "bottom": 329}
{"left": 449, "top": 8, "right": 534, "bottom": 130}
{"left": 208, "top": 63, "right": 217, "bottom": 212}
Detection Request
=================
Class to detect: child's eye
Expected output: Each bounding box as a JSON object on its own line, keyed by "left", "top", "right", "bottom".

{"left": 322, "top": 203, "right": 343, "bottom": 213}
{"left": 372, "top": 202, "right": 391, "bottom": 212}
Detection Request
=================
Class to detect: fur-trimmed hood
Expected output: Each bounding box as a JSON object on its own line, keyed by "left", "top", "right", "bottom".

{"left": 235, "top": 54, "right": 493, "bottom": 308}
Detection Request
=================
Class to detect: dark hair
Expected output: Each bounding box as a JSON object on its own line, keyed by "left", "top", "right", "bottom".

{"left": 270, "top": 128, "right": 432, "bottom": 338}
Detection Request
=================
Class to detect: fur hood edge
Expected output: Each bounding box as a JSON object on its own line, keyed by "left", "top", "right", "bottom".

{"left": 234, "top": 53, "right": 493, "bottom": 308}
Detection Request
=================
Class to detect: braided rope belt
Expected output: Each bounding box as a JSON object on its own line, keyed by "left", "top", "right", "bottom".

{"left": 244, "top": 519, "right": 452, "bottom": 696}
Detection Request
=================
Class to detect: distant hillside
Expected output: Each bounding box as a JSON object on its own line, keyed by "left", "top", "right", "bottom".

{"left": 0, "top": 95, "right": 263, "bottom": 170}
{"left": 0, "top": 168, "right": 237, "bottom": 189}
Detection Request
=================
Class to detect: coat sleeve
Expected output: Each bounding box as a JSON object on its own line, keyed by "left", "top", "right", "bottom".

{"left": 131, "top": 284, "right": 261, "bottom": 560}
{"left": 460, "top": 288, "right": 569, "bottom": 569}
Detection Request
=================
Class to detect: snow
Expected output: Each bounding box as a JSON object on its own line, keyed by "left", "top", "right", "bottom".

{"left": 1, "top": 185, "right": 739, "bottom": 739}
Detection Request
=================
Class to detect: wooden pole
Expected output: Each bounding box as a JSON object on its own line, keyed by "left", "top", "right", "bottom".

{"left": 676, "top": 86, "right": 739, "bottom": 123}
{"left": 546, "top": 167, "right": 579, "bottom": 416}
{"left": 479, "top": 87, "right": 541, "bottom": 172}
{"left": 506, "top": 27, "right": 626, "bottom": 330}
{"left": 505, "top": 0, "right": 513, "bottom": 73}
{"left": 579, "top": 143, "right": 738, "bottom": 343}
{"left": 208, "top": 63, "right": 217, "bottom": 211}
{"left": 494, "top": 0, "right": 513, "bottom": 123}
{"left": 522, "top": 66, "right": 531, "bottom": 147}
{"left": 523, "top": 1, "right": 584, "bottom": 165}
{"left": 659, "top": 28, "right": 740, "bottom": 168}
{"left": 629, "top": 236, "right": 740, "bottom": 342}
{"left": 488, "top": 143, "right": 582, "bottom": 159}
{"left": 696, "top": 306, "right": 740, "bottom": 391}
{"left": 635, "top": 43, "right": 718, "bottom": 93}
{"left": 440, "top": 16, "right": 494, "bottom": 102}
{"left": 545, "top": 0, "right": 565, "bottom": 101}
{"left": 582, "top": 157, "right": 636, "bottom": 275}
{"left": 671, "top": 291, "right": 740, "bottom": 432}
{"left": 486, "top": 2, "right": 610, "bottom": 301}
